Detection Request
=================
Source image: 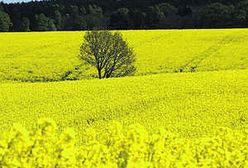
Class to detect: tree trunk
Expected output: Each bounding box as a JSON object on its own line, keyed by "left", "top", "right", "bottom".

{"left": 98, "top": 69, "right": 102, "bottom": 79}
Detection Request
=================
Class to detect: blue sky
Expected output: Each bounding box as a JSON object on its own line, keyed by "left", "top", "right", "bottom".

{"left": 2, "top": 0, "right": 32, "bottom": 3}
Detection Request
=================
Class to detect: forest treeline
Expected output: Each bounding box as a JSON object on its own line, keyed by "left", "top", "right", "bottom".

{"left": 1, "top": 0, "right": 248, "bottom": 32}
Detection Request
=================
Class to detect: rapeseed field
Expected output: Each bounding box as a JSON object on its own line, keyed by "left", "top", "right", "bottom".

{"left": 0, "top": 69, "right": 247, "bottom": 138}
{"left": 0, "top": 29, "right": 248, "bottom": 167}
{"left": 1, "top": 29, "right": 248, "bottom": 81}
{"left": 0, "top": 119, "right": 247, "bottom": 167}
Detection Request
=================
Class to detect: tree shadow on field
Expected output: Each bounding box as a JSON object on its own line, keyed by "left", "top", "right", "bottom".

{"left": 61, "top": 63, "right": 95, "bottom": 81}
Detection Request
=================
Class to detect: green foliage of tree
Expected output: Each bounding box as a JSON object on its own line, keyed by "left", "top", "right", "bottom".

{"left": 85, "top": 5, "right": 106, "bottom": 30}
{"left": 110, "top": 8, "right": 130, "bottom": 29}
{"left": 35, "top": 13, "right": 49, "bottom": 31}
{"left": 20, "top": 17, "right": 30, "bottom": 32}
{"left": 48, "top": 19, "right": 57, "bottom": 31}
{"left": 233, "top": 0, "right": 248, "bottom": 26}
{"left": 146, "top": 6, "right": 165, "bottom": 28}
{"left": 54, "top": 10, "right": 62, "bottom": 30}
{"left": 200, "top": 3, "right": 235, "bottom": 27}
{"left": 35, "top": 13, "right": 57, "bottom": 31}
{"left": 80, "top": 31, "right": 136, "bottom": 79}
{"left": 130, "top": 10, "right": 146, "bottom": 29}
{"left": 70, "top": 6, "right": 87, "bottom": 30}
{"left": 158, "top": 3, "right": 177, "bottom": 17}
{"left": 0, "top": 9, "right": 11, "bottom": 32}
{"left": 1, "top": 0, "right": 248, "bottom": 31}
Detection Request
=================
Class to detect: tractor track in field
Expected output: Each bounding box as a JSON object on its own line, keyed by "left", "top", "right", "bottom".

{"left": 76, "top": 95, "right": 169, "bottom": 126}
{"left": 134, "top": 33, "right": 173, "bottom": 48}
{"left": 178, "top": 34, "right": 237, "bottom": 72}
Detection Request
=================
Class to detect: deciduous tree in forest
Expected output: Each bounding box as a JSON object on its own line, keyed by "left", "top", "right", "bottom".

{"left": 0, "top": 7, "right": 11, "bottom": 32}
{"left": 35, "top": 13, "right": 57, "bottom": 31}
{"left": 20, "top": 17, "right": 30, "bottom": 32}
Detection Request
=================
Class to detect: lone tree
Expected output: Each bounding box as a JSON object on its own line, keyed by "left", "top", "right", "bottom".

{"left": 80, "top": 31, "right": 136, "bottom": 79}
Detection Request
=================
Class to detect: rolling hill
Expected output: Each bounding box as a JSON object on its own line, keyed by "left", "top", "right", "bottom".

{"left": 1, "top": 29, "right": 248, "bottom": 82}
{"left": 0, "top": 69, "right": 247, "bottom": 139}
{"left": 1, "top": 29, "right": 248, "bottom": 166}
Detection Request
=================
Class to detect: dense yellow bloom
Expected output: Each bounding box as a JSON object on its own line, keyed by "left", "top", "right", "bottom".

{"left": 0, "top": 119, "right": 247, "bottom": 167}
{"left": 1, "top": 29, "right": 248, "bottom": 81}
{"left": 0, "top": 29, "right": 248, "bottom": 167}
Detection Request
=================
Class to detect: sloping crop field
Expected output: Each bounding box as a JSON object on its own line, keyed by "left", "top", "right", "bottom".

{"left": 0, "top": 69, "right": 247, "bottom": 138}
{"left": 1, "top": 29, "right": 248, "bottom": 166}
{"left": 1, "top": 29, "right": 248, "bottom": 81}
